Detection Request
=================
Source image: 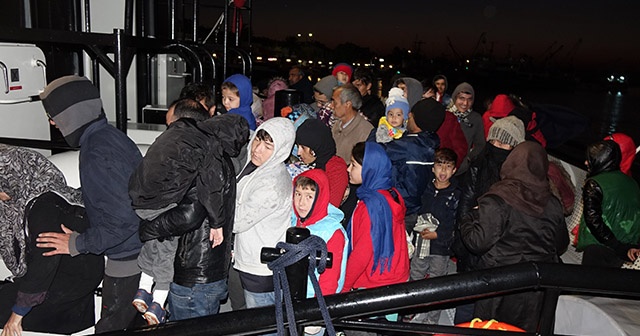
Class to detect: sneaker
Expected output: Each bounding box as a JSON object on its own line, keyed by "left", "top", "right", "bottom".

{"left": 143, "top": 302, "right": 167, "bottom": 325}
{"left": 132, "top": 289, "right": 152, "bottom": 313}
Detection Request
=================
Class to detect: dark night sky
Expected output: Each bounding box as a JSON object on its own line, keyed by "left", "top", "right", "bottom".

{"left": 252, "top": 0, "right": 640, "bottom": 71}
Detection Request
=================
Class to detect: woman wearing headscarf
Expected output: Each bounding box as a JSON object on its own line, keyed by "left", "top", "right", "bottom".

{"left": 294, "top": 118, "right": 349, "bottom": 208}
{"left": 0, "top": 144, "right": 103, "bottom": 335}
{"left": 341, "top": 142, "right": 409, "bottom": 293}
{"left": 460, "top": 141, "right": 568, "bottom": 332}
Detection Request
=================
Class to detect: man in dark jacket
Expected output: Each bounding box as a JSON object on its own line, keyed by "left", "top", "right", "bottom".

{"left": 288, "top": 65, "right": 314, "bottom": 104}
{"left": 128, "top": 98, "right": 212, "bottom": 324}
{"left": 35, "top": 75, "right": 143, "bottom": 332}
{"left": 137, "top": 113, "right": 249, "bottom": 320}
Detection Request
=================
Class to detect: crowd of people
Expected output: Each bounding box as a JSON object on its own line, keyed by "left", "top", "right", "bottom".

{"left": 1, "top": 61, "right": 639, "bottom": 336}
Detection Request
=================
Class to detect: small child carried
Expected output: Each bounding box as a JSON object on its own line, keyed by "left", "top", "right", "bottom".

{"left": 128, "top": 98, "right": 217, "bottom": 325}
{"left": 376, "top": 87, "right": 410, "bottom": 143}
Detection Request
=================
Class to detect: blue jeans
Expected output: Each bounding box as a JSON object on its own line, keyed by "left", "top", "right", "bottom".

{"left": 244, "top": 290, "right": 277, "bottom": 336}
{"left": 168, "top": 280, "right": 228, "bottom": 321}
{"left": 243, "top": 289, "right": 275, "bottom": 308}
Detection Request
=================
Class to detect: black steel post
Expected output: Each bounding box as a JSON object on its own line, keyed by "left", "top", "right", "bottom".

{"left": 537, "top": 288, "right": 561, "bottom": 335}
{"left": 124, "top": 0, "right": 134, "bottom": 35}
{"left": 192, "top": 0, "right": 198, "bottom": 42}
{"left": 285, "top": 227, "right": 310, "bottom": 301}
{"left": 222, "top": 0, "right": 228, "bottom": 80}
{"left": 114, "top": 29, "right": 127, "bottom": 133}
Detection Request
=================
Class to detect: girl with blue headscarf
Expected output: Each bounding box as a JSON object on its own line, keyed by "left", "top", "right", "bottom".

{"left": 341, "top": 142, "right": 410, "bottom": 292}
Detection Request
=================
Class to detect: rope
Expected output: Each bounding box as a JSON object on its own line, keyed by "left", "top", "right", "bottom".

{"left": 267, "top": 235, "right": 336, "bottom": 336}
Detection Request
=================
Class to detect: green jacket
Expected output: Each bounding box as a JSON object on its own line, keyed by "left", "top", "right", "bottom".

{"left": 578, "top": 171, "right": 640, "bottom": 250}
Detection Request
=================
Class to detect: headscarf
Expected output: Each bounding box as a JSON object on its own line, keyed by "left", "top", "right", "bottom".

{"left": 352, "top": 142, "right": 395, "bottom": 274}
{"left": 295, "top": 119, "right": 336, "bottom": 169}
{"left": 0, "top": 144, "right": 83, "bottom": 277}
{"left": 482, "top": 141, "right": 551, "bottom": 217}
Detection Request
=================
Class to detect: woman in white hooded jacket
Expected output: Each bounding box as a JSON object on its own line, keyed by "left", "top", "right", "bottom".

{"left": 233, "top": 117, "right": 296, "bottom": 309}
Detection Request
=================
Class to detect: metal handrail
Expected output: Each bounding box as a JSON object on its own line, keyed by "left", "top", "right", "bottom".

{"left": 98, "top": 262, "right": 640, "bottom": 336}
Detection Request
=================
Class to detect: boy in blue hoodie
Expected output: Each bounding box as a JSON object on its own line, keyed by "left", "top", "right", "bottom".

{"left": 221, "top": 74, "right": 257, "bottom": 131}
{"left": 291, "top": 169, "right": 348, "bottom": 297}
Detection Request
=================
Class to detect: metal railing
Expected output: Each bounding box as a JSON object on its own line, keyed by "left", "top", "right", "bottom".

{"left": 98, "top": 262, "right": 640, "bottom": 336}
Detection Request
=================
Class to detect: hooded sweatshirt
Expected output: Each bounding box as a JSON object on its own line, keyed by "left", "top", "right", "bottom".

{"left": 397, "top": 77, "right": 423, "bottom": 109}
{"left": 225, "top": 74, "right": 257, "bottom": 131}
{"left": 291, "top": 169, "right": 348, "bottom": 297}
{"left": 234, "top": 117, "right": 296, "bottom": 276}
{"left": 40, "top": 75, "right": 142, "bottom": 271}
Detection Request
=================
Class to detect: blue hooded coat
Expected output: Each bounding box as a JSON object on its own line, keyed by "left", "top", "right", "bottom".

{"left": 225, "top": 74, "right": 257, "bottom": 130}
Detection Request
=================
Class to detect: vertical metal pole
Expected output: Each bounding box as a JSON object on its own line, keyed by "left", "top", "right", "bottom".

{"left": 222, "top": 0, "right": 228, "bottom": 79}
{"left": 21, "top": 0, "right": 32, "bottom": 28}
{"left": 247, "top": 0, "right": 252, "bottom": 54}
{"left": 83, "top": 0, "right": 101, "bottom": 89}
{"left": 192, "top": 0, "right": 198, "bottom": 42}
{"left": 537, "top": 288, "right": 560, "bottom": 335}
{"left": 170, "top": 0, "right": 176, "bottom": 40}
{"left": 146, "top": 0, "right": 155, "bottom": 38}
{"left": 114, "top": 29, "right": 127, "bottom": 133}
{"left": 234, "top": 4, "right": 240, "bottom": 47}
{"left": 124, "top": 0, "right": 134, "bottom": 35}
{"left": 285, "top": 227, "right": 310, "bottom": 336}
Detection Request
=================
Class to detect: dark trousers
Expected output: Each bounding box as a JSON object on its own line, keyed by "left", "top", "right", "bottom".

{"left": 582, "top": 244, "right": 625, "bottom": 268}
{"left": 95, "top": 273, "right": 142, "bottom": 333}
{"left": 228, "top": 265, "right": 246, "bottom": 310}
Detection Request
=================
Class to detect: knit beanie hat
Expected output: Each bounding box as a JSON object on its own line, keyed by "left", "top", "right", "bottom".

{"left": 385, "top": 87, "right": 410, "bottom": 120}
{"left": 451, "top": 82, "right": 474, "bottom": 100}
{"left": 40, "top": 75, "right": 105, "bottom": 147}
{"left": 487, "top": 116, "right": 525, "bottom": 148}
{"left": 332, "top": 63, "right": 353, "bottom": 82}
{"left": 313, "top": 75, "right": 338, "bottom": 99}
{"left": 411, "top": 98, "right": 445, "bottom": 132}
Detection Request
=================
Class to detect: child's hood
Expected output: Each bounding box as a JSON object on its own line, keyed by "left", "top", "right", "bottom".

{"left": 293, "top": 168, "right": 330, "bottom": 225}
{"left": 225, "top": 74, "right": 253, "bottom": 109}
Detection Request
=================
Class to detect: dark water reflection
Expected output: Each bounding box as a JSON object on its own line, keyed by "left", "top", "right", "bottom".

{"left": 516, "top": 87, "right": 640, "bottom": 177}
